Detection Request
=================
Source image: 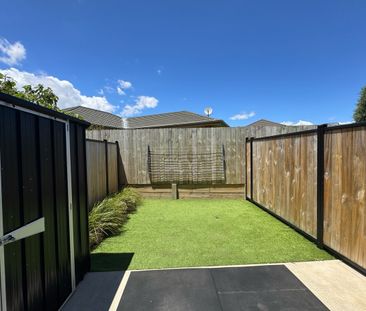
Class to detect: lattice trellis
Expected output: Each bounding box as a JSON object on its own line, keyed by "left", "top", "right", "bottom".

{"left": 147, "top": 145, "right": 226, "bottom": 185}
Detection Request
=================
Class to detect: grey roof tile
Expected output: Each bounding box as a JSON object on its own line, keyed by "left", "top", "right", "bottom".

{"left": 125, "top": 111, "right": 228, "bottom": 128}
{"left": 63, "top": 106, "right": 123, "bottom": 129}
{"left": 63, "top": 107, "right": 228, "bottom": 129}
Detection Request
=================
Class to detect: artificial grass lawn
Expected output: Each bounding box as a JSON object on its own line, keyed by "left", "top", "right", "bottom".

{"left": 92, "top": 199, "right": 332, "bottom": 271}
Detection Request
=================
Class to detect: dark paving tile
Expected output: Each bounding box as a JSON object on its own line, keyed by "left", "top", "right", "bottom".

{"left": 218, "top": 290, "right": 328, "bottom": 311}
{"left": 211, "top": 265, "right": 307, "bottom": 293}
{"left": 118, "top": 269, "right": 222, "bottom": 311}
{"left": 62, "top": 271, "right": 125, "bottom": 311}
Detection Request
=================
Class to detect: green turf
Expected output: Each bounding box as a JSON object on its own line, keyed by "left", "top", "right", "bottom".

{"left": 91, "top": 199, "right": 332, "bottom": 271}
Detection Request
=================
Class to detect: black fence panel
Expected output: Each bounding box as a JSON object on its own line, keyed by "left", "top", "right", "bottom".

{"left": 0, "top": 93, "right": 90, "bottom": 311}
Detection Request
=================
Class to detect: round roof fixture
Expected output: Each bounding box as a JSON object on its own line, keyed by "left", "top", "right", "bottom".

{"left": 204, "top": 107, "right": 213, "bottom": 117}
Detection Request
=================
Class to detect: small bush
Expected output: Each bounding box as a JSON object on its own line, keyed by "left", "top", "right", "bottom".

{"left": 89, "top": 187, "right": 143, "bottom": 250}
{"left": 114, "top": 187, "right": 143, "bottom": 212}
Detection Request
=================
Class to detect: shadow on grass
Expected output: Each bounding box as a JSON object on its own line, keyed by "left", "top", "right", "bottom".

{"left": 91, "top": 252, "right": 134, "bottom": 272}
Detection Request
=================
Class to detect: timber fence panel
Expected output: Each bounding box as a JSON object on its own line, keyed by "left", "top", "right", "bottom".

{"left": 86, "top": 139, "right": 119, "bottom": 209}
{"left": 246, "top": 124, "right": 366, "bottom": 273}
{"left": 323, "top": 126, "right": 366, "bottom": 271}
{"left": 86, "top": 126, "right": 304, "bottom": 187}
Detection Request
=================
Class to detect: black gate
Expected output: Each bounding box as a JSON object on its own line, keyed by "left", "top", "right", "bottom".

{"left": 0, "top": 93, "right": 90, "bottom": 310}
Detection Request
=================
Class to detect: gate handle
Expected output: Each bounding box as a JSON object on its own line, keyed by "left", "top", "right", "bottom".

{"left": 0, "top": 235, "right": 15, "bottom": 246}
{"left": 0, "top": 217, "right": 45, "bottom": 247}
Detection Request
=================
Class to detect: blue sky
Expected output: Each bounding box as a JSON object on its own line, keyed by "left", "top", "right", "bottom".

{"left": 1, "top": 0, "right": 365, "bottom": 126}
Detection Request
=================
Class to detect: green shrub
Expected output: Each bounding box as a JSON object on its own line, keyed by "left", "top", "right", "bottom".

{"left": 114, "top": 187, "right": 143, "bottom": 212}
{"left": 89, "top": 187, "right": 143, "bottom": 250}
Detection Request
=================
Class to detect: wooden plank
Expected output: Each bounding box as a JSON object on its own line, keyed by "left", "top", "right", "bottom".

{"left": 324, "top": 127, "right": 366, "bottom": 269}
{"left": 250, "top": 133, "right": 317, "bottom": 237}
{"left": 86, "top": 140, "right": 107, "bottom": 208}
{"left": 108, "top": 143, "right": 118, "bottom": 193}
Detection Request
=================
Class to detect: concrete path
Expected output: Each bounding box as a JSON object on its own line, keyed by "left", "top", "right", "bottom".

{"left": 62, "top": 271, "right": 125, "bottom": 311}
{"left": 62, "top": 260, "right": 366, "bottom": 311}
{"left": 286, "top": 260, "right": 366, "bottom": 311}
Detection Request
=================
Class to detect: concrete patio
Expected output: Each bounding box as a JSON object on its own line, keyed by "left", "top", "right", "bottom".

{"left": 62, "top": 260, "right": 366, "bottom": 311}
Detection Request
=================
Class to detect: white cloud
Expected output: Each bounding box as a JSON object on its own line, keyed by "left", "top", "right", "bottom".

{"left": 0, "top": 68, "right": 117, "bottom": 112}
{"left": 117, "top": 88, "right": 125, "bottom": 95}
{"left": 121, "top": 95, "right": 158, "bottom": 117}
{"left": 230, "top": 111, "right": 256, "bottom": 120}
{"left": 117, "top": 79, "right": 132, "bottom": 95}
{"left": 337, "top": 121, "right": 353, "bottom": 125}
{"left": 281, "top": 120, "right": 314, "bottom": 126}
{"left": 0, "top": 38, "right": 26, "bottom": 66}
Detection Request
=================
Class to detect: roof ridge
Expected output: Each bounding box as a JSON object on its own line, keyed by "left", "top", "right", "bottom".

{"left": 64, "top": 105, "right": 121, "bottom": 118}
{"left": 127, "top": 111, "right": 188, "bottom": 119}
{"left": 126, "top": 110, "right": 217, "bottom": 120}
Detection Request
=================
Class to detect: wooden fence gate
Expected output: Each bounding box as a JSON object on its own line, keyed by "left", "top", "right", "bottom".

{"left": 0, "top": 93, "right": 90, "bottom": 311}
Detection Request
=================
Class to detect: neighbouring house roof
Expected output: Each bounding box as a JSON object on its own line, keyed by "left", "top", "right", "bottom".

{"left": 245, "top": 119, "right": 284, "bottom": 127}
{"left": 63, "top": 106, "right": 123, "bottom": 129}
{"left": 62, "top": 107, "right": 229, "bottom": 129}
{"left": 125, "top": 111, "right": 229, "bottom": 129}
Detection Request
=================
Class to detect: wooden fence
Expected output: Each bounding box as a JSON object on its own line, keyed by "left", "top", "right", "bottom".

{"left": 246, "top": 123, "right": 366, "bottom": 274}
{"left": 86, "top": 139, "right": 120, "bottom": 209}
{"left": 87, "top": 126, "right": 309, "bottom": 198}
{"left": 0, "top": 93, "right": 89, "bottom": 311}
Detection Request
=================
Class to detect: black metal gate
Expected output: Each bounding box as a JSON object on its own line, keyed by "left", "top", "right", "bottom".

{"left": 0, "top": 93, "right": 90, "bottom": 310}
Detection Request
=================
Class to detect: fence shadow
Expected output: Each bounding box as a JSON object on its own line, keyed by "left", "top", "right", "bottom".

{"left": 91, "top": 252, "right": 134, "bottom": 272}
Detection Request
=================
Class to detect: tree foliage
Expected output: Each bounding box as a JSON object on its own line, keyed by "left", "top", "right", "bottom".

{"left": 0, "top": 73, "right": 59, "bottom": 110}
{"left": 353, "top": 86, "right": 366, "bottom": 122}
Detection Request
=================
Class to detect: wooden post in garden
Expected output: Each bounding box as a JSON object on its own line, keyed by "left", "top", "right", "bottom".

{"left": 172, "top": 183, "right": 178, "bottom": 199}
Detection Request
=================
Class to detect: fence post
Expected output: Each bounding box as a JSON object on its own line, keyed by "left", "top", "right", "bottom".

{"left": 250, "top": 137, "right": 254, "bottom": 200}
{"left": 316, "top": 124, "right": 327, "bottom": 248}
{"left": 222, "top": 144, "right": 226, "bottom": 183}
{"left": 147, "top": 145, "right": 152, "bottom": 183}
{"left": 245, "top": 138, "right": 248, "bottom": 199}
{"left": 115, "top": 141, "right": 121, "bottom": 190}
{"left": 104, "top": 139, "right": 109, "bottom": 195}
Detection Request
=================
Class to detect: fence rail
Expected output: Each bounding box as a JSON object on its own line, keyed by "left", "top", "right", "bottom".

{"left": 86, "top": 139, "right": 120, "bottom": 209}
{"left": 246, "top": 123, "right": 366, "bottom": 274}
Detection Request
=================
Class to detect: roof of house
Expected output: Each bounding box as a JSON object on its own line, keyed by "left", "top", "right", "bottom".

{"left": 63, "top": 106, "right": 228, "bottom": 129}
{"left": 245, "top": 119, "right": 284, "bottom": 127}
{"left": 63, "top": 106, "right": 122, "bottom": 129}
{"left": 125, "top": 111, "right": 228, "bottom": 129}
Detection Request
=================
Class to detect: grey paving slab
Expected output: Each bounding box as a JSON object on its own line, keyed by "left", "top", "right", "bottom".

{"left": 118, "top": 265, "right": 330, "bottom": 311}
{"left": 218, "top": 290, "right": 328, "bottom": 311}
{"left": 62, "top": 271, "right": 125, "bottom": 311}
{"left": 210, "top": 265, "right": 307, "bottom": 292}
{"left": 117, "top": 269, "right": 222, "bottom": 311}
